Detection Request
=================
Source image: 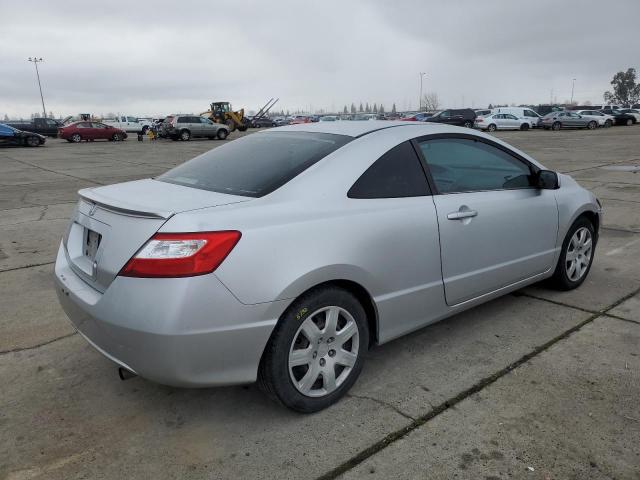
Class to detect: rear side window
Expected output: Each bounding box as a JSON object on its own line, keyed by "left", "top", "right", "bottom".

{"left": 348, "top": 141, "right": 430, "bottom": 198}
{"left": 177, "top": 116, "right": 189, "bottom": 123}
{"left": 158, "top": 131, "right": 351, "bottom": 197}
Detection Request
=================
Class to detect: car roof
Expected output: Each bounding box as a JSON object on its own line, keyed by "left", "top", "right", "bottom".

{"left": 268, "top": 120, "right": 456, "bottom": 138}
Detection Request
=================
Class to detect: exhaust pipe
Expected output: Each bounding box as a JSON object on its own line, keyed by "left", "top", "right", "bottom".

{"left": 118, "top": 367, "right": 137, "bottom": 381}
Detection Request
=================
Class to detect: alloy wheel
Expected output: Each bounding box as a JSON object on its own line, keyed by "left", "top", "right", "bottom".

{"left": 565, "top": 227, "right": 593, "bottom": 282}
{"left": 288, "top": 306, "right": 360, "bottom": 398}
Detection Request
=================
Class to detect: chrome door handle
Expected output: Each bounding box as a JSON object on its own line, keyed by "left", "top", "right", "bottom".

{"left": 447, "top": 210, "right": 478, "bottom": 220}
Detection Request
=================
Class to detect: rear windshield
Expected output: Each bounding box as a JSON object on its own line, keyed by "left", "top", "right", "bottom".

{"left": 158, "top": 131, "right": 351, "bottom": 197}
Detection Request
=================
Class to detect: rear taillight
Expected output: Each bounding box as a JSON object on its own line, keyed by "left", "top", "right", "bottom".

{"left": 119, "top": 231, "right": 241, "bottom": 278}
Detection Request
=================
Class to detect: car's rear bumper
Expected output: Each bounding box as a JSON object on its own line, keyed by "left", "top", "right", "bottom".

{"left": 54, "top": 242, "right": 288, "bottom": 387}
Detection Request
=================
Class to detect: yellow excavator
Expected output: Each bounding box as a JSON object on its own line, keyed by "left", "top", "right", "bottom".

{"left": 200, "top": 102, "right": 248, "bottom": 132}
{"left": 201, "top": 99, "right": 279, "bottom": 132}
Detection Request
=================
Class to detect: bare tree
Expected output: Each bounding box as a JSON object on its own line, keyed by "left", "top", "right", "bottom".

{"left": 421, "top": 92, "right": 440, "bottom": 111}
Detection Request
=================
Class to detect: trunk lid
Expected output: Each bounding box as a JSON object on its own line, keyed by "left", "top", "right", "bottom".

{"left": 64, "top": 179, "right": 250, "bottom": 292}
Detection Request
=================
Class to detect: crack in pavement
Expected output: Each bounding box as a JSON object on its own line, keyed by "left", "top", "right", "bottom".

{"left": 314, "top": 285, "right": 640, "bottom": 480}
{"left": 516, "top": 291, "right": 640, "bottom": 325}
{"left": 346, "top": 393, "right": 416, "bottom": 421}
{"left": 0, "top": 261, "right": 55, "bottom": 273}
{"left": 3, "top": 154, "right": 106, "bottom": 186}
{"left": 0, "top": 331, "right": 77, "bottom": 356}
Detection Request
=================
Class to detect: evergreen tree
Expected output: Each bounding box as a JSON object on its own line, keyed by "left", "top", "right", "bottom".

{"left": 372, "top": 103, "right": 378, "bottom": 113}
{"left": 343, "top": 105, "right": 348, "bottom": 114}
{"left": 379, "top": 104, "right": 385, "bottom": 114}
{"left": 359, "top": 102, "right": 364, "bottom": 112}
{"left": 365, "top": 103, "right": 371, "bottom": 113}
{"left": 351, "top": 103, "right": 356, "bottom": 114}
{"left": 391, "top": 103, "right": 397, "bottom": 114}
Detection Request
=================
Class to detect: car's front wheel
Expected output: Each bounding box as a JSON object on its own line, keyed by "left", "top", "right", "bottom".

{"left": 217, "top": 129, "right": 228, "bottom": 140}
{"left": 587, "top": 121, "right": 597, "bottom": 130}
{"left": 71, "top": 133, "right": 82, "bottom": 143}
{"left": 552, "top": 122, "right": 562, "bottom": 131}
{"left": 180, "top": 129, "right": 191, "bottom": 141}
{"left": 463, "top": 120, "right": 473, "bottom": 128}
{"left": 549, "top": 217, "right": 595, "bottom": 290}
{"left": 626, "top": 118, "right": 633, "bottom": 126}
{"left": 112, "top": 133, "right": 122, "bottom": 141}
{"left": 520, "top": 123, "right": 530, "bottom": 131}
{"left": 25, "top": 136, "right": 41, "bottom": 147}
{"left": 259, "top": 286, "right": 369, "bottom": 413}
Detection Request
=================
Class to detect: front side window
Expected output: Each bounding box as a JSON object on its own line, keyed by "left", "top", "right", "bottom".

{"left": 158, "top": 132, "right": 351, "bottom": 197}
{"left": 77, "top": 122, "right": 92, "bottom": 128}
{"left": 418, "top": 138, "right": 533, "bottom": 194}
{"left": 348, "top": 141, "right": 430, "bottom": 199}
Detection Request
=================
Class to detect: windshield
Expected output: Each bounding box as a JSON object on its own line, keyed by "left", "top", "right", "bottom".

{"left": 158, "top": 132, "right": 351, "bottom": 197}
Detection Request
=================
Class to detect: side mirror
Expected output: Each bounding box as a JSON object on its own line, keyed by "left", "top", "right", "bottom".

{"left": 536, "top": 170, "right": 559, "bottom": 189}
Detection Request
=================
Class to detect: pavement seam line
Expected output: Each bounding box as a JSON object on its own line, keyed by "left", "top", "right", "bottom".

{"left": 0, "top": 261, "right": 55, "bottom": 273}
{"left": 2, "top": 154, "right": 105, "bottom": 186}
{"left": 346, "top": 393, "right": 416, "bottom": 421}
{"left": 0, "top": 332, "right": 77, "bottom": 356}
{"left": 602, "top": 313, "right": 640, "bottom": 326}
{"left": 314, "top": 285, "right": 640, "bottom": 480}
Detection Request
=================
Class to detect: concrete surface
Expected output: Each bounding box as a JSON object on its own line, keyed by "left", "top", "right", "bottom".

{"left": 1, "top": 126, "right": 639, "bottom": 479}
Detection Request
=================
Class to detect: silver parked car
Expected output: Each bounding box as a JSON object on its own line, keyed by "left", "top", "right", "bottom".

{"left": 475, "top": 113, "right": 531, "bottom": 131}
{"left": 540, "top": 111, "right": 598, "bottom": 130}
{"left": 164, "top": 114, "right": 230, "bottom": 141}
{"left": 55, "top": 122, "right": 601, "bottom": 412}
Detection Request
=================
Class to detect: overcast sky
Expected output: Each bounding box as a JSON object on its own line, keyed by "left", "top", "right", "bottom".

{"left": 1, "top": 0, "right": 638, "bottom": 118}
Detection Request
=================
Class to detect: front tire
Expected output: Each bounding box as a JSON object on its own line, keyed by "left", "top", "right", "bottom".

{"left": 552, "top": 122, "right": 562, "bottom": 131}
{"left": 71, "top": 133, "right": 82, "bottom": 143}
{"left": 258, "top": 286, "right": 369, "bottom": 413}
{"left": 604, "top": 120, "right": 612, "bottom": 128}
{"left": 180, "top": 129, "right": 191, "bottom": 141}
{"left": 626, "top": 118, "right": 633, "bottom": 126}
{"left": 463, "top": 120, "right": 473, "bottom": 128}
{"left": 549, "top": 217, "right": 595, "bottom": 290}
{"left": 112, "top": 133, "right": 122, "bottom": 141}
{"left": 216, "top": 129, "right": 228, "bottom": 140}
{"left": 25, "top": 136, "right": 40, "bottom": 147}
{"left": 587, "top": 121, "right": 597, "bottom": 130}
{"left": 520, "top": 123, "right": 530, "bottom": 131}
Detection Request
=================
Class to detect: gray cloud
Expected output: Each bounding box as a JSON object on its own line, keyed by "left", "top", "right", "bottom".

{"left": 1, "top": 0, "right": 638, "bottom": 118}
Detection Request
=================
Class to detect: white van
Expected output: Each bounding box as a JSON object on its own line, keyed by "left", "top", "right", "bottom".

{"left": 492, "top": 107, "right": 541, "bottom": 128}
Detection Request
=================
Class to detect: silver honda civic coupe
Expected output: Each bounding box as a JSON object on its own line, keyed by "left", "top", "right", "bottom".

{"left": 55, "top": 121, "right": 601, "bottom": 412}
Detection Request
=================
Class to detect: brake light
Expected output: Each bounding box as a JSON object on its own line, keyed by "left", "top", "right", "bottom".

{"left": 119, "top": 231, "right": 241, "bottom": 278}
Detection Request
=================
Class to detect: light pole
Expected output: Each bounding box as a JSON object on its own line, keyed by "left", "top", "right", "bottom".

{"left": 28, "top": 57, "right": 47, "bottom": 118}
{"left": 419, "top": 72, "right": 426, "bottom": 111}
{"left": 570, "top": 78, "right": 576, "bottom": 105}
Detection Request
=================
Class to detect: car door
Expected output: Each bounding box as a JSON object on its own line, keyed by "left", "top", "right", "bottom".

{"left": 200, "top": 117, "right": 216, "bottom": 136}
{"left": 415, "top": 136, "right": 559, "bottom": 305}
{"left": 504, "top": 114, "right": 520, "bottom": 129}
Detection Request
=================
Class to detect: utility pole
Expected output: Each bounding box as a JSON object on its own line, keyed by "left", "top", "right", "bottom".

{"left": 570, "top": 78, "right": 576, "bottom": 105}
{"left": 28, "top": 57, "right": 47, "bottom": 118}
{"left": 419, "top": 72, "right": 426, "bottom": 111}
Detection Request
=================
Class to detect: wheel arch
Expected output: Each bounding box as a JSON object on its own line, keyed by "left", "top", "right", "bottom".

{"left": 274, "top": 279, "right": 379, "bottom": 348}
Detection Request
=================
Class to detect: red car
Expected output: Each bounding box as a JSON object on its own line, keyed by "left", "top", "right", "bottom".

{"left": 58, "top": 121, "right": 127, "bottom": 143}
{"left": 290, "top": 115, "right": 312, "bottom": 124}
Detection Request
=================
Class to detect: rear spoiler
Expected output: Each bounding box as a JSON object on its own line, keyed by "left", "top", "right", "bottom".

{"left": 78, "top": 189, "right": 173, "bottom": 220}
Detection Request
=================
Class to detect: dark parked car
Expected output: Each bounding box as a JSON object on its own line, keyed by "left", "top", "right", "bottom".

{"left": 424, "top": 109, "right": 476, "bottom": 128}
{"left": 6, "top": 117, "right": 61, "bottom": 137}
{"left": 0, "top": 123, "right": 46, "bottom": 147}
{"left": 250, "top": 117, "right": 277, "bottom": 128}
{"left": 58, "top": 121, "right": 128, "bottom": 142}
{"left": 604, "top": 110, "right": 636, "bottom": 126}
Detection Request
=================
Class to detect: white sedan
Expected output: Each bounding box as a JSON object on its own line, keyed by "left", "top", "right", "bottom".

{"left": 574, "top": 110, "right": 614, "bottom": 128}
{"left": 475, "top": 113, "right": 531, "bottom": 132}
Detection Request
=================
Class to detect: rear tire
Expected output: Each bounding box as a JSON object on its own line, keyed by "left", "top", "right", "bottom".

{"left": 549, "top": 217, "right": 596, "bottom": 291}
{"left": 216, "top": 129, "right": 228, "bottom": 140}
{"left": 463, "top": 120, "right": 473, "bottom": 128}
{"left": 587, "top": 121, "right": 597, "bottom": 130}
{"left": 552, "top": 122, "right": 562, "bottom": 131}
{"left": 520, "top": 123, "right": 530, "bottom": 131}
{"left": 626, "top": 118, "right": 633, "bottom": 126}
{"left": 604, "top": 120, "right": 612, "bottom": 128}
{"left": 487, "top": 124, "right": 497, "bottom": 132}
{"left": 258, "top": 286, "right": 369, "bottom": 413}
{"left": 180, "top": 129, "right": 191, "bottom": 141}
